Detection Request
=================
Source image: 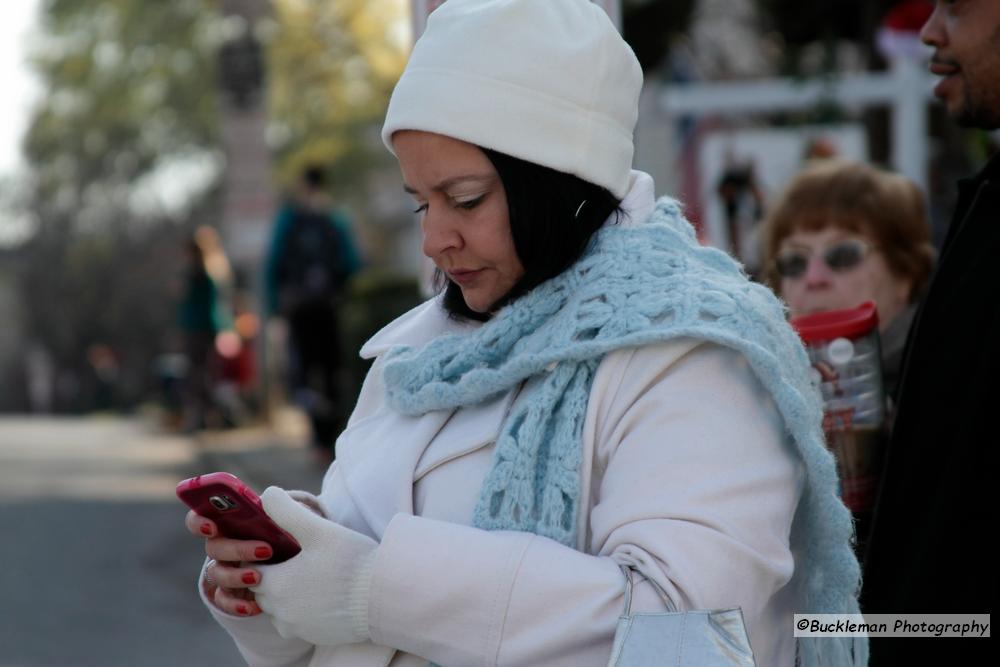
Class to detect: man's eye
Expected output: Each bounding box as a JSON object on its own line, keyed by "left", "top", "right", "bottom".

{"left": 412, "top": 203, "right": 428, "bottom": 214}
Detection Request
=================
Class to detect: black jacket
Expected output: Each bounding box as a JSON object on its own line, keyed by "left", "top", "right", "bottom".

{"left": 861, "top": 152, "right": 999, "bottom": 662}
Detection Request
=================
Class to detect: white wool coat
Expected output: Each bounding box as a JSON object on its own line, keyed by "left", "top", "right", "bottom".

{"left": 203, "top": 175, "right": 803, "bottom": 666}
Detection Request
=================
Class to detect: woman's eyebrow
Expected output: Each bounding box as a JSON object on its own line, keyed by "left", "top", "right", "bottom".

{"left": 779, "top": 242, "right": 819, "bottom": 254}
{"left": 403, "top": 174, "right": 495, "bottom": 195}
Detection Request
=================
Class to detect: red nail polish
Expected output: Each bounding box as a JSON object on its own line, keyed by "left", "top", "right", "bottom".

{"left": 254, "top": 546, "right": 272, "bottom": 559}
{"left": 200, "top": 524, "right": 213, "bottom": 536}
{"left": 237, "top": 604, "right": 248, "bottom": 615}
{"left": 242, "top": 572, "right": 257, "bottom": 585}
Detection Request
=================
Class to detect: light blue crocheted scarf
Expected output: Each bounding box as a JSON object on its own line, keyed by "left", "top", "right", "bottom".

{"left": 383, "top": 198, "right": 867, "bottom": 666}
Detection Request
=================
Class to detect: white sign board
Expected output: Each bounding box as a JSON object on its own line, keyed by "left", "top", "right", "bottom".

{"left": 699, "top": 125, "right": 868, "bottom": 268}
{"left": 410, "top": 0, "right": 621, "bottom": 41}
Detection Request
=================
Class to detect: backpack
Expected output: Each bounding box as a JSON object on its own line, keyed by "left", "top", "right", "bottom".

{"left": 275, "top": 206, "right": 348, "bottom": 313}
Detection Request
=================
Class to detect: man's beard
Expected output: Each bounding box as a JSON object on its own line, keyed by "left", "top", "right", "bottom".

{"left": 954, "top": 26, "right": 1000, "bottom": 130}
{"left": 955, "top": 89, "right": 1000, "bottom": 130}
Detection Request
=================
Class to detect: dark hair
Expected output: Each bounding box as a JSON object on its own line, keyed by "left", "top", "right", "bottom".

{"left": 440, "top": 148, "right": 623, "bottom": 321}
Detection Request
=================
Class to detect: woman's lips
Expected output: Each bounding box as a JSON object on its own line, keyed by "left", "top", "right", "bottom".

{"left": 448, "top": 269, "right": 483, "bottom": 285}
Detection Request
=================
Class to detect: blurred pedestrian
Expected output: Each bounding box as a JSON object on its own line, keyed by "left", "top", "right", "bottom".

{"left": 186, "top": 2, "right": 864, "bottom": 665}
{"left": 861, "top": 1, "right": 999, "bottom": 663}
{"left": 85, "top": 343, "right": 120, "bottom": 411}
{"left": 212, "top": 291, "right": 258, "bottom": 428}
{"left": 24, "top": 342, "right": 55, "bottom": 413}
{"left": 761, "top": 159, "right": 935, "bottom": 398}
{"left": 716, "top": 157, "right": 764, "bottom": 268}
{"left": 265, "top": 165, "right": 361, "bottom": 459}
{"left": 802, "top": 136, "right": 840, "bottom": 161}
{"left": 177, "top": 225, "right": 233, "bottom": 431}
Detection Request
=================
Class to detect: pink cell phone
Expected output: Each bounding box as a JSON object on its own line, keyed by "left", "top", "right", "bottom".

{"left": 176, "top": 472, "right": 301, "bottom": 564}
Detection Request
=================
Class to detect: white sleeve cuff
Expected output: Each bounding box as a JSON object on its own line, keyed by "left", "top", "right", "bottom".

{"left": 197, "top": 559, "right": 314, "bottom": 666}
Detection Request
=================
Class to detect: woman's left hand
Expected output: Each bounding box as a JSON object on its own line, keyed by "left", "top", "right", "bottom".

{"left": 252, "top": 487, "right": 379, "bottom": 647}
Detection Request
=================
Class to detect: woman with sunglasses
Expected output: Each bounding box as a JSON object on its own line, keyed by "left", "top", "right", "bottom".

{"left": 761, "top": 160, "right": 935, "bottom": 398}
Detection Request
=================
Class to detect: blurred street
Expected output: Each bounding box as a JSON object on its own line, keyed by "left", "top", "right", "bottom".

{"left": 0, "top": 413, "right": 325, "bottom": 666}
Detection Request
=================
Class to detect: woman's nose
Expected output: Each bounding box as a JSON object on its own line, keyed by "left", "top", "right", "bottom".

{"left": 803, "top": 255, "right": 833, "bottom": 287}
{"left": 421, "top": 212, "right": 462, "bottom": 259}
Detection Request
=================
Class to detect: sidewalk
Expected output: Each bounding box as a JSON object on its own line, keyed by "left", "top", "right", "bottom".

{"left": 192, "top": 406, "right": 329, "bottom": 494}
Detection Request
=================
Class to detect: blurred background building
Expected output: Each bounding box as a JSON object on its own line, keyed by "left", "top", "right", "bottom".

{"left": 0, "top": 0, "right": 995, "bottom": 420}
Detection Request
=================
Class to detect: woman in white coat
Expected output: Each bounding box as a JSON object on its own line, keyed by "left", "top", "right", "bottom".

{"left": 185, "top": 1, "right": 865, "bottom": 665}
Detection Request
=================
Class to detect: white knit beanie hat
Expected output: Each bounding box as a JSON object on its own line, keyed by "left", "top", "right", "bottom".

{"left": 381, "top": 0, "right": 643, "bottom": 200}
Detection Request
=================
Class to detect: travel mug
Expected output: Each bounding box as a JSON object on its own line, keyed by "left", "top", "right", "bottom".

{"left": 791, "top": 301, "right": 886, "bottom": 515}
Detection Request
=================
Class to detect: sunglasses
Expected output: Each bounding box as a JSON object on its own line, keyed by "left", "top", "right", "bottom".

{"left": 774, "top": 238, "right": 873, "bottom": 279}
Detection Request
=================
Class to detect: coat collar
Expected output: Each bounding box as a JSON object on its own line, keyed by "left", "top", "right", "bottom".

{"left": 359, "top": 295, "right": 478, "bottom": 360}
{"left": 618, "top": 170, "right": 656, "bottom": 228}
{"left": 978, "top": 149, "right": 1000, "bottom": 183}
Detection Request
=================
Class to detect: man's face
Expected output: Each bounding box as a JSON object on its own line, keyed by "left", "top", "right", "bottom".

{"left": 922, "top": 0, "right": 1000, "bottom": 129}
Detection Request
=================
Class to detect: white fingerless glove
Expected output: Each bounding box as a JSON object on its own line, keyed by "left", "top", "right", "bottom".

{"left": 252, "top": 486, "right": 378, "bottom": 647}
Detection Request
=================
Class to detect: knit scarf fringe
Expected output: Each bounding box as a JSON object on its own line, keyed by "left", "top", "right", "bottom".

{"left": 384, "top": 198, "right": 867, "bottom": 666}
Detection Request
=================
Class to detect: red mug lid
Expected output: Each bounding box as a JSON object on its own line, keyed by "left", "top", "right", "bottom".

{"left": 790, "top": 301, "right": 879, "bottom": 343}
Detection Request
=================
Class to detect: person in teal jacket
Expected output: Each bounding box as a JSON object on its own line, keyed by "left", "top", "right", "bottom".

{"left": 178, "top": 226, "right": 234, "bottom": 431}
{"left": 264, "top": 165, "right": 361, "bottom": 458}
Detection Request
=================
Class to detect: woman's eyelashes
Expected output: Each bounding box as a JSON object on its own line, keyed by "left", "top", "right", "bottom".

{"left": 453, "top": 193, "right": 487, "bottom": 210}
{"left": 412, "top": 193, "right": 487, "bottom": 215}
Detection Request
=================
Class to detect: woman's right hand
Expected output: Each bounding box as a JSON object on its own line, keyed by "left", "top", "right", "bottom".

{"left": 184, "top": 510, "right": 273, "bottom": 617}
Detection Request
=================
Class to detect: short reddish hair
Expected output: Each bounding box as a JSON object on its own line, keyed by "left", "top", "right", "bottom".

{"left": 760, "top": 160, "right": 935, "bottom": 302}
